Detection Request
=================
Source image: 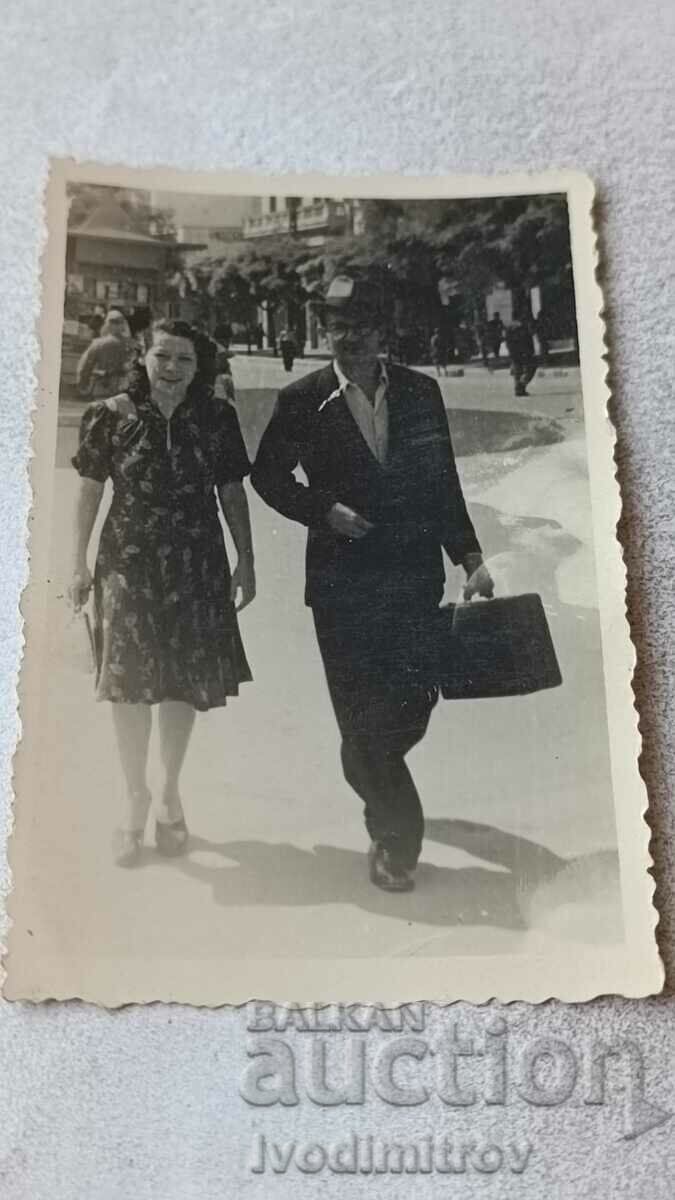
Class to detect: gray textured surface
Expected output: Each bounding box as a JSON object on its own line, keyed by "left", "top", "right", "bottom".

{"left": 0, "top": 0, "right": 674, "bottom": 1195}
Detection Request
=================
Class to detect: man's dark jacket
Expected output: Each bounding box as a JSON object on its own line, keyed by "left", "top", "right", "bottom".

{"left": 250, "top": 362, "right": 481, "bottom": 607}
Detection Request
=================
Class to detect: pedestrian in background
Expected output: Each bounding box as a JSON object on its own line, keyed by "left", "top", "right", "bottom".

{"left": 475, "top": 318, "right": 490, "bottom": 369}
{"left": 76, "top": 309, "right": 132, "bottom": 399}
{"left": 505, "top": 317, "right": 537, "bottom": 396}
{"left": 214, "top": 319, "right": 232, "bottom": 351}
{"left": 279, "top": 328, "right": 297, "bottom": 372}
{"left": 534, "top": 308, "right": 552, "bottom": 365}
{"left": 455, "top": 320, "right": 474, "bottom": 363}
{"left": 487, "top": 313, "right": 504, "bottom": 362}
{"left": 429, "top": 328, "right": 449, "bottom": 376}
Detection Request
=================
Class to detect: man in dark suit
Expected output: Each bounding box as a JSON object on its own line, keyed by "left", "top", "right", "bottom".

{"left": 251, "top": 273, "right": 493, "bottom": 892}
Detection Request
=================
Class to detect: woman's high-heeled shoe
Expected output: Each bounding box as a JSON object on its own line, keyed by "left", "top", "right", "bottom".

{"left": 113, "top": 828, "right": 145, "bottom": 868}
{"left": 155, "top": 817, "right": 189, "bottom": 858}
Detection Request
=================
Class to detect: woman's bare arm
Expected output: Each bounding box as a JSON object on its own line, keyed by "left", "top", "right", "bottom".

{"left": 217, "top": 481, "right": 256, "bottom": 611}
{"left": 69, "top": 477, "right": 104, "bottom": 606}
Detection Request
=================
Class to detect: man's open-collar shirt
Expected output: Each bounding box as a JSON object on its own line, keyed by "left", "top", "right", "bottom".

{"left": 331, "top": 358, "right": 389, "bottom": 466}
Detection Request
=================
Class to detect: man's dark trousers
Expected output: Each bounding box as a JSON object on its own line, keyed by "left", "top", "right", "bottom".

{"left": 313, "top": 591, "right": 439, "bottom": 870}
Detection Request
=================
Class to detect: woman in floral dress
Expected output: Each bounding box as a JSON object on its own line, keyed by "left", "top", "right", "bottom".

{"left": 69, "top": 320, "right": 256, "bottom": 866}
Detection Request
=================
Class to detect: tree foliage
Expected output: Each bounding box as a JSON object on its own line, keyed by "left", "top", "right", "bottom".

{"left": 166, "top": 193, "right": 574, "bottom": 336}
{"left": 67, "top": 184, "right": 176, "bottom": 239}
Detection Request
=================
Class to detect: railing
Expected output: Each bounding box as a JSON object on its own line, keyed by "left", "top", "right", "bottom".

{"left": 244, "top": 211, "right": 291, "bottom": 237}
{"left": 297, "top": 201, "right": 346, "bottom": 230}
{"left": 244, "top": 201, "right": 348, "bottom": 238}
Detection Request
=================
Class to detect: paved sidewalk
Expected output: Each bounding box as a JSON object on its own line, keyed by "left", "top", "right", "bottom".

{"left": 59, "top": 355, "right": 582, "bottom": 428}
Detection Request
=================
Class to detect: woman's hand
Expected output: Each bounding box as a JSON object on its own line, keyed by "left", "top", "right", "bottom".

{"left": 230, "top": 558, "right": 256, "bottom": 611}
{"left": 69, "top": 564, "right": 93, "bottom": 610}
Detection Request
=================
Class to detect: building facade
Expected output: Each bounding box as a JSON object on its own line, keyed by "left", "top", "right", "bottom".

{"left": 61, "top": 199, "right": 203, "bottom": 397}
{"left": 64, "top": 199, "right": 207, "bottom": 324}
{"left": 243, "top": 197, "right": 363, "bottom": 244}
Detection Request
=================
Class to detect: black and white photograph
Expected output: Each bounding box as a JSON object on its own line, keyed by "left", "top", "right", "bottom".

{"left": 5, "top": 163, "right": 661, "bottom": 1003}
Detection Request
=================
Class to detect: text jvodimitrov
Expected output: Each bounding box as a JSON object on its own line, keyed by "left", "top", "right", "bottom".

{"left": 239, "top": 1002, "right": 670, "bottom": 1176}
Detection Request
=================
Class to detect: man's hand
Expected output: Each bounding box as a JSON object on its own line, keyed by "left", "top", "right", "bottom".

{"left": 462, "top": 555, "right": 495, "bottom": 601}
{"left": 231, "top": 558, "right": 256, "bottom": 611}
{"left": 327, "top": 503, "right": 374, "bottom": 540}
{"left": 69, "top": 564, "right": 93, "bottom": 610}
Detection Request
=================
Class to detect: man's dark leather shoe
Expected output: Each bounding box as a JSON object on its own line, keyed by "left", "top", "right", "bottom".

{"left": 368, "top": 842, "right": 415, "bottom": 892}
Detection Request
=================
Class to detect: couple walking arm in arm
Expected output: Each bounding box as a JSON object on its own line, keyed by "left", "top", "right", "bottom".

{"left": 69, "top": 286, "right": 490, "bottom": 894}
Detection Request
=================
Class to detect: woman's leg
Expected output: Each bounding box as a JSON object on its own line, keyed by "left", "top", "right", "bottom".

{"left": 111, "top": 703, "right": 152, "bottom": 830}
{"left": 157, "top": 700, "right": 196, "bottom": 823}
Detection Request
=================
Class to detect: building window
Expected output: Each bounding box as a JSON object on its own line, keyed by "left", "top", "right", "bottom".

{"left": 136, "top": 284, "right": 149, "bottom": 304}
{"left": 269, "top": 197, "right": 277, "bottom": 213}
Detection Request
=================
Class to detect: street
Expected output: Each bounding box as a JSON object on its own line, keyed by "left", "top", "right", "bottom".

{"left": 21, "top": 357, "right": 622, "bottom": 974}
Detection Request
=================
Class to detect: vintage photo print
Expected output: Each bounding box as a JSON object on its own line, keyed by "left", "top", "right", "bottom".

{"left": 4, "top": 161, "right": 662, "bottom": 1003}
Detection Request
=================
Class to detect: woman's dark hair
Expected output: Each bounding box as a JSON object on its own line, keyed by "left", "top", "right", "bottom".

{"left": 150, "top": 317, "right": 198, "bottom": 344}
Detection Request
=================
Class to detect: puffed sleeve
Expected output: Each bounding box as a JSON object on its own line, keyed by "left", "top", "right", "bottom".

{"left": 212, "top": 398, "right": 251, "bottom": 485}
{"left": 71, "top": 401, "right": 114, "bottom": 482}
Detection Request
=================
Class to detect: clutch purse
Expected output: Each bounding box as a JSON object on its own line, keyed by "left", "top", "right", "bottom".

{"left": 432, "top": 593, "right": 562, "bottom": 700}
{"left": 62, "top": 606, "right": 97, "bottom": 675}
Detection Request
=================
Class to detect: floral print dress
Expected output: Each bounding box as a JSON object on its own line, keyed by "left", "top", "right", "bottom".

{"left": 72, "top": 381, "right": 253, "bottom": 710}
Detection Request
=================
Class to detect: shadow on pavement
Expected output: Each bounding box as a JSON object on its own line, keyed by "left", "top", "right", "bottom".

{"left": 447, "top": 409, "right": 564, "bottom": 456}
{"left": 148, "top": 818, "right": 621, "bottom": 945}
{"left": 159, "top": 831, "right": 529, "bottom": 932}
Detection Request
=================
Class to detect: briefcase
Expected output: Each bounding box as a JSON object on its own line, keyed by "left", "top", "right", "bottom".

{"left": 432, "top": 593, "right": 562, "bottom": 700}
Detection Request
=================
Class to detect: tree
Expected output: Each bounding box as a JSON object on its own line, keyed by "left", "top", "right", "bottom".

{"left": 198, "top": 238, "right": 316, "bottom": 349}
{"left": 166, "top": 263, "right": 213, "bottom": 325}
{"left": 206, "top": 260, "right": 256, "bottom": 327}
{"left": 66, "top": 183, "right": 176, "bottom": 239}
{"left": 450, "top": 241, "right": 502, "bottom": 321}
{"left": 492, "top": 196, "right": 572, "bottom": 317}
{"left": 170, "top": 191, "right": 576, "bottom": 353}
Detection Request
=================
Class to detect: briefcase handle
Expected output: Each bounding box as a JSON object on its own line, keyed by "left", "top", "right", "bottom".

{"left": 445, "top": 594, "right": 494, "bottom": 633}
